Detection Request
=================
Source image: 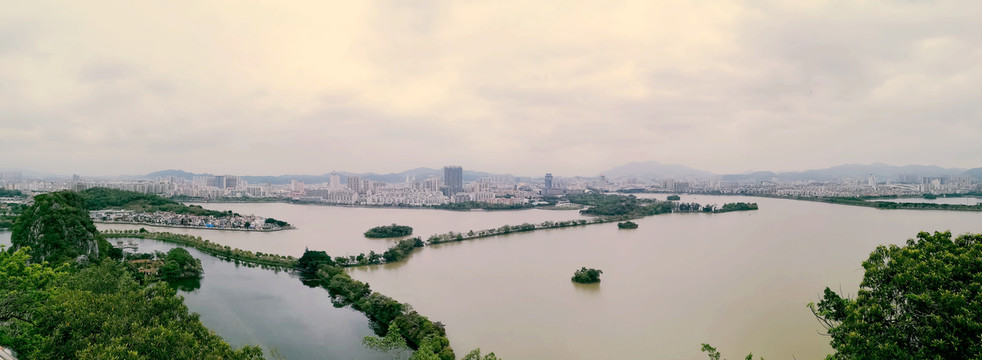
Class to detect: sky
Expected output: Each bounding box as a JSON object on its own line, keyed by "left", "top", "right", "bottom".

{"left": 1, "top": 0, "right": 980, "bottom": 177}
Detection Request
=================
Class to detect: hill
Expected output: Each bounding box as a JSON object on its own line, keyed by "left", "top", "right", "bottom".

{"left": 601, "top": 161, "right": 714, "bottom": 179}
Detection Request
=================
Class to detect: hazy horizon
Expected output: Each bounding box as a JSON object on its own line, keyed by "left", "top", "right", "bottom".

{"left": 3, "top": 1, "right": 981, "bottom": 176}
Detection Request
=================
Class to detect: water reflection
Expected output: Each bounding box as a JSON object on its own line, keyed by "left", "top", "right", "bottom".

{"left": 572, "top": 282, "right": 601, "bottom": 294}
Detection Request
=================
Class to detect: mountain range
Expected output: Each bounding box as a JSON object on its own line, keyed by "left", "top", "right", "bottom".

{"left": 139, "top": 162, "right": 982, "bottom": 184}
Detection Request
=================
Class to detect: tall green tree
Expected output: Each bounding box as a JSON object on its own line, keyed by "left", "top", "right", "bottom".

{"left": 811, "top": 231, "right": 982, "bottom": 359}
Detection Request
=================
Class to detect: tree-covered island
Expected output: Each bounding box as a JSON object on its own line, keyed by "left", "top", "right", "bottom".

{"left": 617, "top": 221, "right": 638, "bottom": 229}
{"left": 365, "top": 224, "right": 414, "bottom": 238}
{"left": 571, "top": 267, "right": 603, "bottom": 283}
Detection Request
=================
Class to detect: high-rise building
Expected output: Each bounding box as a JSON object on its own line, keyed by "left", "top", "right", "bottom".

{"left": 212, "top": 175, "right": 226, "bottom": 188}
{"left": 347, "top": 175, "right": 362, "bottom": 193}
{"left": 330, "top": 173, "right": 341, "bottom": 190}
{"left": 224, "top": 175, "right": 238, "bottom": 189}
{"left": 544, "top": 173, "right": 553, "bottom": 189}
{"left": 444, "top": 166, "right": 463, "bottom": 196}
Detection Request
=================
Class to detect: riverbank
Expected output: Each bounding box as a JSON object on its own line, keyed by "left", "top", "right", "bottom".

{"left": 715, "top": 193, "right": 982, "bottom": 212}
{"left": 95, "top": 220, "right": 295, "bottom": 232}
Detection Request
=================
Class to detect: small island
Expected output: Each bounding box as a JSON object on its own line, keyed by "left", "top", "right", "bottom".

{"left": 125, "top": 247, "right": 203, "bottom": 282}
{"left": 666, "top": 194, "right": 681, "bottom": 201}
{"left": 572, "top": 267, "right": 603, "bottom": 284}
{"left": 617, "top": 221, "right": 638, "bottom": 229}
{"left": 364, "top": 224, "right": 414, "bottom": 238}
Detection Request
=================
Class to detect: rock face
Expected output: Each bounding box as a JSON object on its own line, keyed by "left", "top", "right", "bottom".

{"left": 11, "top": 191, "right": 106, "bottom": 264}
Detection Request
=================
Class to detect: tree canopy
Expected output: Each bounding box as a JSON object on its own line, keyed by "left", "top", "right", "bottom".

{"left": 10, "top": 190, "right": 116, "bottom": 264}
{"left": 812, "top": 231, "right": 982, "bottom": 359}
{"left": 365, "top": 224, "right": 414, "bottom": 238}
{"left": 158, "top": 247, "right": 204, "bottom": 281}
{"left": 0, "top": 249, "right": 262, "bottom": 359}
{"left": 571, "top": 267, "right": 602, "bottom": 283}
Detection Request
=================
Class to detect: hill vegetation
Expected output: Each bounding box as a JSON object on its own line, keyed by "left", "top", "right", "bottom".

{"left": 10, "top": 191, "right": 119, "bottom": 264}
{"left": 80, "top": 187, "right": 233, "bottom": 217}
{"left": 1, "top": 190, "right": 263, "bottom": 359}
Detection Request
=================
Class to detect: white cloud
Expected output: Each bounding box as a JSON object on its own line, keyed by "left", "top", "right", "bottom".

{"left": 1, "top": 0, "right": 980, "bottom": 175}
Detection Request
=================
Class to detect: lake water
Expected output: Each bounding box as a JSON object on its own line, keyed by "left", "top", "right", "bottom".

{"left": 12, "top": 196, "right": 982, "bottom": 359}
{"left": 872, "top": 196, "right": 982, "bottom": 205}
{"left": 105, "top": 238, "right": 391, "bottom": 360}
{"left": 99, "top": 203, "right": 589, "bottom": 258}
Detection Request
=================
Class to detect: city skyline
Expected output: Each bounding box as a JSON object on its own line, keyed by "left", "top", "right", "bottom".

{"left": 2, "top": 2, "right": 981, "bottom": 176}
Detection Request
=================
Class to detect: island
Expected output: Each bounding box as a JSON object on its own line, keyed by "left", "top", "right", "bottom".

{"left": 125, "top": 247, "right": 203, "bottom": 282}
{"left": 364, "top": 224, "right": 414, "bottom": 238}
{"left": 666, "top": 194, "right": 681, "bottom": 201}
{"left": 572, "top": 267, "right": 603, "bottom": 283}
{"left": 617, "top": 221, "right": 638, "bottom": 229}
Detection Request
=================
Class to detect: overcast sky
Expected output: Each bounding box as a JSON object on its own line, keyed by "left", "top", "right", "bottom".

{"left": 1, "top": 1, "right": 980, "bottom": 176}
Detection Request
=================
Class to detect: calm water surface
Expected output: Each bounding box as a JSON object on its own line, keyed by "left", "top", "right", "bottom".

{"left": 347, "top": 195, "right": 982, "bottom": 359}
{"left": 117, "top": 238, "right": 389, "bottom": 360}
{"left": 18, "top": 196, "right": 982, "bottom": 359}
{"left": 873, "top": 196, "right": 982, "bottom": 205}
{"left": 99, "top": 203, "right": 589, "bottom": 257}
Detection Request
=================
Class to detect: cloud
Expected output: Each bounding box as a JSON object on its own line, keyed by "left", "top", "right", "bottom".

{"left": 1, "top": 0, "right": 981, "bottom": 176}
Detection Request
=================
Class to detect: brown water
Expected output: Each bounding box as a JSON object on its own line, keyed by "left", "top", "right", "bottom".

{"left": 99, "top": 203, "right": 590, "bottom": 258}
{"left": 86, "top": 197, "right": 982, "bottom": 358}
{"left": 346, "top": 195, "right": 982, "bottom": 359}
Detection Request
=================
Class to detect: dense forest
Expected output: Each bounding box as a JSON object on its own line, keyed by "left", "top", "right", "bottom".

{"left": 1, "top": 190, "right": 262, "bottom": 359}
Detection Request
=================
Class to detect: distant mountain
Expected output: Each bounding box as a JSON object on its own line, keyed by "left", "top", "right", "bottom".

{"left": 601, "top": 161, "right": 714, "bottom": 179}
{"left": 725, "top": 163, "right": 967, "bottom": 182}
{"left": 964, "top": 168, "right": 982, "bottom": 180}
{"left": 145, "top": 169, "right": 205, "bottom": 180}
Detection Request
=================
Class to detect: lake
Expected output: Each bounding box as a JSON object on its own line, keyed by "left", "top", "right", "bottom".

{"left": 12, "top": 196, "right": 982, "bottom": 359}
{"left": 871, "top": 196, "right": 982, "bottom": 205}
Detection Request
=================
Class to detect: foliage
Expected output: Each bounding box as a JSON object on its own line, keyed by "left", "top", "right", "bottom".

{"left": 363, "top": 323, "right": 410, "bottom": 358}
{"left": 10, "top": 190, "right": 112, "bottom": 264}
{"left": 716, "top": 202, "right": 759, "bottom": 213}
{"left": 568, "top": 193, "right": 674, "bottom": 218}
{"left": 617, "top": 221, "right": 638, "bottom": 229}
{"left": 462, "top": 348, "right": 501, "bottom": 360}
{"left": 571, "top": 267, "right": 602, "bottom": 283}
{"left": 700, "top": 343, "right": 759, "bottom": 360}
{"left": 382, "top": 238, "right": 424, "bottom": 263}
{"left": 0, "top": 189, "right": 24, "bottom": 197}
{"left": 158, "top": 247, "right": 203, "bottom": 281}
{"left": 80, "top": 187, "right": 233, "bottom": 217}
{"left": 103, "top": 230, "right": 296, "bottom": 269}
{"left": 365, "top": 224, "right": 414, "bottom": 238}
{"left": 297, "top": 249, "right": 335, "bottom": 272}
{"left": 666, "top": 194, "right": 681, "bottom": 201}
{"left": 432, "top": 202, "right": 534, "bottom": 211}
{"left": 922, "top": 193, "right": 938, "bottom": 200}
{"left": 824, "top": 196, "right": 982, "bottom": 211}
{"left": 264, "top": 218, "right": 290, "bottom": 227}
{"left": 0, "top": 250, "right": 263, "bottom": 359}
{"left": 811, "top": 231, "right": 982, "bottom": 359}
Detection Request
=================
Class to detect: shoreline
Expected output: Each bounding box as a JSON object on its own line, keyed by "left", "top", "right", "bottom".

{"left": 94, "top": 220, "right": 294, "bottom": 232}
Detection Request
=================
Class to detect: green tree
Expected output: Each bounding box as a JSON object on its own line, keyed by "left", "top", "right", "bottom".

{"left": 158, "top": 247, "right": 203, "bottom": 281}
{"left": 811, "top": 231, "right": 982, "bottom": 359}
{"left": 363, "top": 323, "right": 410, "bottom": 359}
{"left": 571, "top": 267, "right": 602, "bottom": 283}
{"left": 10, "top": 191, "right": 112, "bottom": 264}
{"left": 462, "top": 348, "right": 500, "bottom": 360}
